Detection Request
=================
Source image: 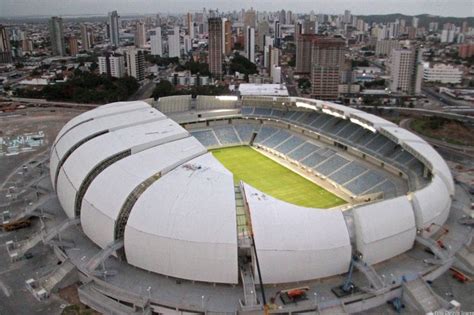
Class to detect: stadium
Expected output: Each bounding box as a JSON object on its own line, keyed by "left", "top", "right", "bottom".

{"left": 48, "top": 94, "right": 463, "bottom": 314}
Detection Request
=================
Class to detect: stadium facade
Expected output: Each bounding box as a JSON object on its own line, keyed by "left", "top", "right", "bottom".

{"left": 45, "top": 95, "right": 468, "bottom": 314}
{"left": 51, "top": 96, "right": 453, "bottom": 287}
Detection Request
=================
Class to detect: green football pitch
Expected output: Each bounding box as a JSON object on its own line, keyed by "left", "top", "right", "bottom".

{"left": 211, "top": 146, "right": 346, "bottom": 209}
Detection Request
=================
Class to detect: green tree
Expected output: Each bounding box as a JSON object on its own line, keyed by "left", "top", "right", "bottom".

{"left": 152, "top": 80, "right": 176, "bottom": 100}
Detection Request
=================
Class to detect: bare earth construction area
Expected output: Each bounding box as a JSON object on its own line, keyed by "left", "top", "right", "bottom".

{"left": 211, "top": 146, "right": 345, "bottom": 208}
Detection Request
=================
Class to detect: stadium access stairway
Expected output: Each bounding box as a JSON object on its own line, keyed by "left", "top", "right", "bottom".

{"left": 79, "top": 282, "right": 151, "bottom": 315}
{"left": 402, "top": 278, "right": 446, "bottom": 313}
{"left": 40, "top": 259, "right": 76, "bottom": 293}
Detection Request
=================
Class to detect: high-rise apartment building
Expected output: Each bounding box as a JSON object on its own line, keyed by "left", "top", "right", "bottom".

{"left": 168, "top": 26, "right": 180, "bottom": 58}
{"left": 310, "top": 37, "right": 346, "bottom": 100}
{"left": 126, "top": 48, "right": 145, "bottom": 81}
{"left": 246, "top": 26, "right": 255, "bottom": 63}
{"left": 135, "top": 22, "right": 146, "bottom": 48}
{"left": 257, "top": 21, "right": 270, "bottom": 51}
{"left": 80, "top": 24, "right": 92, "bottom": 51}
{"left": 49, "top": 17, "right": 65, "bottom": 56}
{"left": 187, "top": 13, "right": 194, "bottom": 39}
{"left": 390, "top": 47, "right": 423, "bottom": 95}
{"left": 295, "top": 34, "right": 317, "bottom": 74}
{"left": 108, "top": 10, "right": 120, "bottom": 47}
{"left": 208, "top": 18, "right": 223, "bottom": 79}
{"left": 224, "top": 20, "right": 232, "bottom": 55}
{"left": 150, "top": 27, "right": 162, "bottom": 56}
{"left": 0, "top": 25, "right": 13, "bottom": 63}
{"left": 98, "top": 54, "right": 125, "bottom": 78}
{"left": 68, "top": 37, "right": 79, "bottom": 56}
{"left": 375, "top": 39, "right": 400, "bottom": 57}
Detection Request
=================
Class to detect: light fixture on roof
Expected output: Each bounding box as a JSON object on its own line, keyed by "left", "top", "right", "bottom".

{"left": 295, "top": 101, "right": 317, "bottom": 111}
{"left": 215, "top": 95, "right": 238, "bottom": 101}
{"left": 350, "top": 117, "right": 376, "bottom": 133}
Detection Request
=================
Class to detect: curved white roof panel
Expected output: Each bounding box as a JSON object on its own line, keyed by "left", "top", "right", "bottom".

{"left": 124, "top": 153, "right": 238, "bottom": 284}
{"left": 81, "top": 136, "right": 206, "bottom": 248}
{"left": 245, "top": 184, "right": 351, "bottom": 284}
{"left": 380, "top": 125, "right": 454, "bottom": 195}
{"left": 50, "top": 107, "right": 165, "bottom": 188}
{"left": 57, "top": 118, "right": 188, "bottom": 218}
{"left": 353, "top": 196, "right": 416, "bottom": 265}
{"left": 55, "top": 101, "right": 152, "bottom": 143}
{"left": 410, "top": 175, "right": 451, "bottom": 237}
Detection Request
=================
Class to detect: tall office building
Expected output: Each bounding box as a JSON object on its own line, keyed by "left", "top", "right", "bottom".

{"left": 49, "top": 17, "right": 65, "bottom": 56}
{"left": 257, "top": 21, "right": 270, "bottom": 51}
{"left": 390, "top": 47, "right": 423, "bottom": 95}
{"left": 150, "top": 27, "right": 162, "bottom": 56}
{"left": 183, "top": 35, "right": 192, "bottom": 54}
{"left": 135, "top": 22, "right": 146, "bottom": 48}
{"left": 98, "top": 54, "right": 125, "bottom": 78}
{"left": 224, "top": 20, "right": 232, "bottom": 55}
{"left": 279, "top": 10, "right": 286, "bottom": 25}
{"left": 310, "top": 37, "right": 346, "bottom": 100}
{"left": 168, "top": 26, "right": 180, "bottom": 58}
{"left": 68, "top": 37, "right": 79, "bottom": 56}
{"left": 80, "top": 24, "right": 91, "bottom": 51}
{"left": 126, "top": 48, "right": 145, "bottom": 81}
{"left": 108, "top": 10, "right": 120, "bottom": 47}
{"left": 208, "top": 18, "right": 223, "bottom": 79}
{"left": 243, "top": 9, "right": 256, "bottom": 59}
{"left": 295, "top": 34, "right": 317, "bottom": 74}
{"left": 343, "top": 10, "right": 351, "bottom": 24}
{"left": 0, "top": 25, "right": 13, "bottom": 64}
{"left": 187, "top": 13, "right": 194, "bottom": 39}
{"left": 246, "top": 26, "right": 255, "bottom": 63}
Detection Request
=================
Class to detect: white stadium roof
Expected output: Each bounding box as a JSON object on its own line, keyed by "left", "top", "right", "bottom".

{"left": 51, "top": 98, "right": 453, "bottom": 284}
{"left": 245, "top": 184, "right": 351, "bottom": 284}
{"left": 81, "top": 136, "right": 206, "bottom": 249}
{"left": 125, "top": 153, "right": 238, "bottom": 283}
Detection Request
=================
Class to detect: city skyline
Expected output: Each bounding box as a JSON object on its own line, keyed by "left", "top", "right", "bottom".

{"left": 1, "top": 0, "right": 473, "bottom": 18}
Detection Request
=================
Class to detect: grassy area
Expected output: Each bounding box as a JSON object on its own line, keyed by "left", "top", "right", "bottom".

{"left": 410, "top": 117, "right": 474, "bottom": 147}
{"left": 211, "top": 146, "right": 345, "bottom": 208}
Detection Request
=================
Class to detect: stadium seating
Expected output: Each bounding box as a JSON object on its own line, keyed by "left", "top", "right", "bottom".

{"left": 288, "top": 142, "right": 320, "bottom": 161}
{"left": 190, "top": 130, "right": 219, "bottom": 147}
{"left": 314, "top": 155, "right": 351, "bottom": 176}
{"left": 234, "top": 124, "right": 257, "bottom": 143}
{"left": 213, "top": 126, "right": 241, "bottom": 145}
{"left": 254, "top": 126, "right": 278, "bottom": 144}
{"left": 261, "top": 130, "right": 291, "bottom": 148}
{"left": 274, "top": 136, "right": 306, "bottom": 154}
{"left": 329, "top": 162, "right": 369, "bottom": 186}
{"left": 344, "top": 170, "right": 386, "bottom": 195}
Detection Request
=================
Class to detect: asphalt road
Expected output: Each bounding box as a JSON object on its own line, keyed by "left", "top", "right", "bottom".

{"left": 128, "top": 80, "right": 155, "bottom": 101}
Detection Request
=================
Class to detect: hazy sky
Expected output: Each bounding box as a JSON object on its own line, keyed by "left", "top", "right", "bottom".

{"left": 1, "top": 0, "right": 473, "bottom": 17}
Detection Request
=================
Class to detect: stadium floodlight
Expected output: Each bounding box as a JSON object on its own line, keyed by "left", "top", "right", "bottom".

{"left": 322, "top": 108, "right": 346, "bottom": 119}
{"left": 350, "top": 117, "right": 377, "bottom": 133}
{"left": 215, "top": 96, "right": 238, "bottom": 101}
{"left": 295, "top": 101, "right": 317, "bottom": 111}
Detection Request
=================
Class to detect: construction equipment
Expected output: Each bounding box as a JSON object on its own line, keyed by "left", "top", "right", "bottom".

{"left": 332, "top": 257, "right": 360, "bottom": 297}
{"left": 425, "top": 223, "right": 449, "bottom": 249}
{"left": 450, "top": 267, "right": 472, "bottom": 283}
{"left": 279, "top": 286, "right": 309, "bottom": 304}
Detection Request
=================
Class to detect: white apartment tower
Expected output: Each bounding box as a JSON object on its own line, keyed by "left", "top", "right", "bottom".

{"left": 126, "top": 48, "right": 145, "bottom": 81}
{"left": 390, "top": 47, "right": 423, "bottom": 95}
{"left": 150, "top": 27, "right": 162, "bottom": 56}
{"left": 168, "top": 26, "right": 180, "bottom": 58}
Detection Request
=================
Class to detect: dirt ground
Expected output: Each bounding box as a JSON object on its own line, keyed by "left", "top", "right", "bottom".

{"left": 411, "top": 118, "right": 474, "bottom": 146}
